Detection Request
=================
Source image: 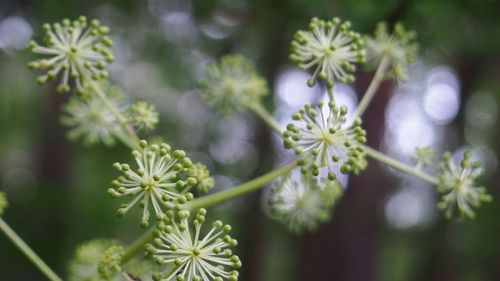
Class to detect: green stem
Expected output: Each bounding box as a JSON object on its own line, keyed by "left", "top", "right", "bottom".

{"left": 363, "top": 145, "right": 439, "bottom": 185}
{"left": 327, "top": 86, "right": 334, "bottom": 102}
{"left": 186, "top": 160, "right": 297, "bottom": 210}
{"left": 120, "top": 160, "right": 297, "bottom": 263}
{"left": 121, "top": 227, "right": 155, "bottom": 264}
{"left": 75, "top": 63, "right": 140, "bottom": 149}
{"left": 0, "top": 217, "right": 63, "bottom": 281}
{"left": 353, "top": 55, "right": 390, "bottom": 118}
{"left": 251, "top": 103, "right": 282, "bottom": 135}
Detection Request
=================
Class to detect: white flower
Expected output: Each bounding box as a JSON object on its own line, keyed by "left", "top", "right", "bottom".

{"left": 146, "top": 209, "right": 240, "bottom": 281}
{"left": 200, "top": 54, "right": 268, "bottom": 116}
{"left": 107, "top": 140, "right": 197, "bottom": 227}
{"left": 412, "top": 146, "right": 436, "bottom": 169}
{"left": 269, "top": 173, "right": 342, "bottom": 233}
{"left": 28, "top": 16, "right": 114, "bottom": 93}
{"left": 437, "top": 151, "right": 491, "bottom": 218}
{"left": 365, "top": 22, "right": 417, "bottom": 81}
{"left": 60, "top": 95, "right": 120, "bottom": 146}
{"left": 283, "top": 101, "right": 367, "bottom": 179}
{"left": 290, "top": 17, "right": 365, "bottom": 88}
{"left": 129, "top": 101, "right": 159, "bottom": 131}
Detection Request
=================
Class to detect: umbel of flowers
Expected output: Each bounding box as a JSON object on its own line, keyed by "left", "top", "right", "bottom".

{"left": 283, "top": 100, "right": 367, "bottom": 180}
{"left": 290, "top": 17, "right": 365, "bottom": 88}
{"left": 107, "top": 140, "right": 199, "bottom": 227}
{"left": 27, "top": 16, "right": 114, "bottom": 94}
{"left": 437, "top": 151, "right": 492, "bottom": 218}
{"left": 145, "top": 209, "right": 241, "bottom": 281}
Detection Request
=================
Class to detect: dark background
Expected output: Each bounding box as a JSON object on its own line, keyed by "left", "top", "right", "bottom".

{"left": 0, "top": 0, "right": 499, "bottom": 280}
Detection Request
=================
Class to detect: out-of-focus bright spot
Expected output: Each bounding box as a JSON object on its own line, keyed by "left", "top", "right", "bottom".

{"left": 275, "top": 69, "right": 318, "bottom": 108}
{"left": 2, "top": 168, "right": 37, "bottom": 204}
{"left": 320, "top": 84, "right": 358, "bottom": 121}
{"left": 423, "top": 83, "right": 460, "bottom": 124}
{"left": 121, "top": 62, "right": 161, "bottom": 93}
{"left": 385, "top": 93, "right": 437, "bottom": 155}
{"left": 394, "top": 117, "right": 436, "bottom": 154}
{"left": 161, "top": 12, "right": 198, "bottom": 43}
{"left": 466, "top": 92, "right": 498, "bottom": 130}
{"left": 176, "top": 91, "right": 211, "bottom": 125}
{"left": 200, "top": 23, "right": 231, "bottom": 40}
{"left": 426, "top": 66, "right": 460, "bottom": 92}
{"left": 452, "top": 146, "right": 498, "bottom": 179}
{"left": 385, "top": 187, "right": 433, "bottom": 229}
{"left": 214, "top": 11, "right": 241, "bottom": 27}
{"left": 0, "top": 16, "right": 32, "bottom": 51}
{"left": 149, "top": 0, "right": 191, "bottom": 18}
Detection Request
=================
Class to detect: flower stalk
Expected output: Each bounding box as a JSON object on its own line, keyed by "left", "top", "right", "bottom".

{"left": 363, "top": 145, "right": 439, "bottom": 185}
{"left": 352, "top": 55, "right": 390, "bottom": 118}
{"left": 0, "top": 217, "right": 63, "bottom": 281}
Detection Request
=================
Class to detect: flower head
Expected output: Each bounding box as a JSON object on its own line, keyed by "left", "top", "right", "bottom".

{"left": 366, "top": 22, "right": 417, "bottom": 81}
{"left": 145, "top": 209, "right": 241, "bottom": 281}
{"left": 0, "top": 191, "right": 8, "bottom": 216}
{"left": 200, "top": 54, "right": 268, "bottom": 116}
{"left": 412, "top": 146, "right": 436, "bottom": 169}
{"left": 98, "top": 245, "right": 124, "bottom": 280}
{"left": 290, "top": 17, "right": 365, "bottom": 88}
{"left": 107, "top": 140, "right": 198, "bottom": 227}
{"left": 268, "top": 173, "right": 342, "bottom": 233}
{"left": 129, "top": 101, "right": 159, "bottom": 131}
{"left": 188, "top": 163, "right": 215, "bottom": 194}
{"left": 60, "top": 95, "right": 121, "bottom": 146}
{"left": 27, "top": 16, "right": 114, "bottom": 93}
{"left": 68, "top": 239, "right": 154, "bottom": 281}
{"left": 437, "top": 151, "right": 492, "bottom": 219}
{"left": 283, "top": 101, "right": 367, "bottom": 180}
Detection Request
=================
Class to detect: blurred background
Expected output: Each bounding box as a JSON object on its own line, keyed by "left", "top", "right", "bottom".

{"left": 0, "top": 0, "right": 499, "bottom": 280}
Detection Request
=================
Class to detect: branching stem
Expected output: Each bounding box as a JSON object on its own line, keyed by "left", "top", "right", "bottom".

{"left": 363, "top": 145, "right": 439, "bottom": 185}
{"left": 353, "top": 55, "right": 390, "bottom": 118}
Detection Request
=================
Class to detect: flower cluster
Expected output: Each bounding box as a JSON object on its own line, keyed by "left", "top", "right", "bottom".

{"left": 188, "top": 163, "right": 215, "bottom": 194}
{"left": 145, "top": 209, "right": 241, "bottom": 281}
{"left": 107, "top": 140, "right": 198, "bottom": 227}
{"left": 97, "top": 245, "right": 125, "bottom": 280}
{"left": 27, "top": 16, "right": 114, "bottom": 93}
{"left": 268, "top": 173, "right": 343, "bottom": 233}
{"left": 283, "top": 101, "right": 367, "bottom": 180}
{"left": 365, "top": 22, "right": 417, "bottom": 81}
{"left": 60, "top": 95, "right": 121, "bottom": 146}
{"left": 130, "top": 101, "right": 159, "bottom": 131}
{"left": 0, "top": 191, "right": 7, "bottom": 216}
{"left": 412, "top": 146, "right": 436, "bottom": 169}
{"left": 437, "top": 151, "right": 492, "bottom": 218}
{"left": 200, "top": 55, "right": 268, "bottom": 116}
{"left": 69, "top": 239, "right": 154, "bottom": 281}
{"left": 290, "top": 17, "right": 365, "bottom": 88}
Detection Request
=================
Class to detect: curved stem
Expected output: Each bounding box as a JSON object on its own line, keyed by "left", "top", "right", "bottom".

{"left": 0, "top": 217, "right": 63, "bottom": 281}
{"left": 120, "top": 160, "right": 297, "bottom": 264}
{"left": 363, "top": 145, "right": 439, "bottom": 185}
{"left": 251, "top": 103, "right": 282, "bottom": 135}
{"left": 75, "top": 63, "right": 140, "bottom": 149}
{"left": 352, "top": 55, "right": 390, "bottom": 118}
{"left": 121, "top": 227, "right": 155, "bottom": 264}
{"left": 186, "top": 160, "right": 297, "bottom": 210}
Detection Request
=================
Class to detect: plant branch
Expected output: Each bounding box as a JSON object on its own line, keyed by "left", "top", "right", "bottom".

{"left": 353, "top": 55, "right": 390, "bottom": 118}
{"left": 186, "top": 160, "right": 297, "bottom": 210}
{"left": 363, "top": 145, "right": 439, "bottom": 185}
{"left": 121, "top": 227, "right": 155, "bottom": 265}
{"left": 75, "top": 63, "right": 140, "bottom": 149}
{"left": 0, "top": 217, "right": 63, "bottom": 281}
{"left": 251, "top": 103, "right": 282, "bottom": 135}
